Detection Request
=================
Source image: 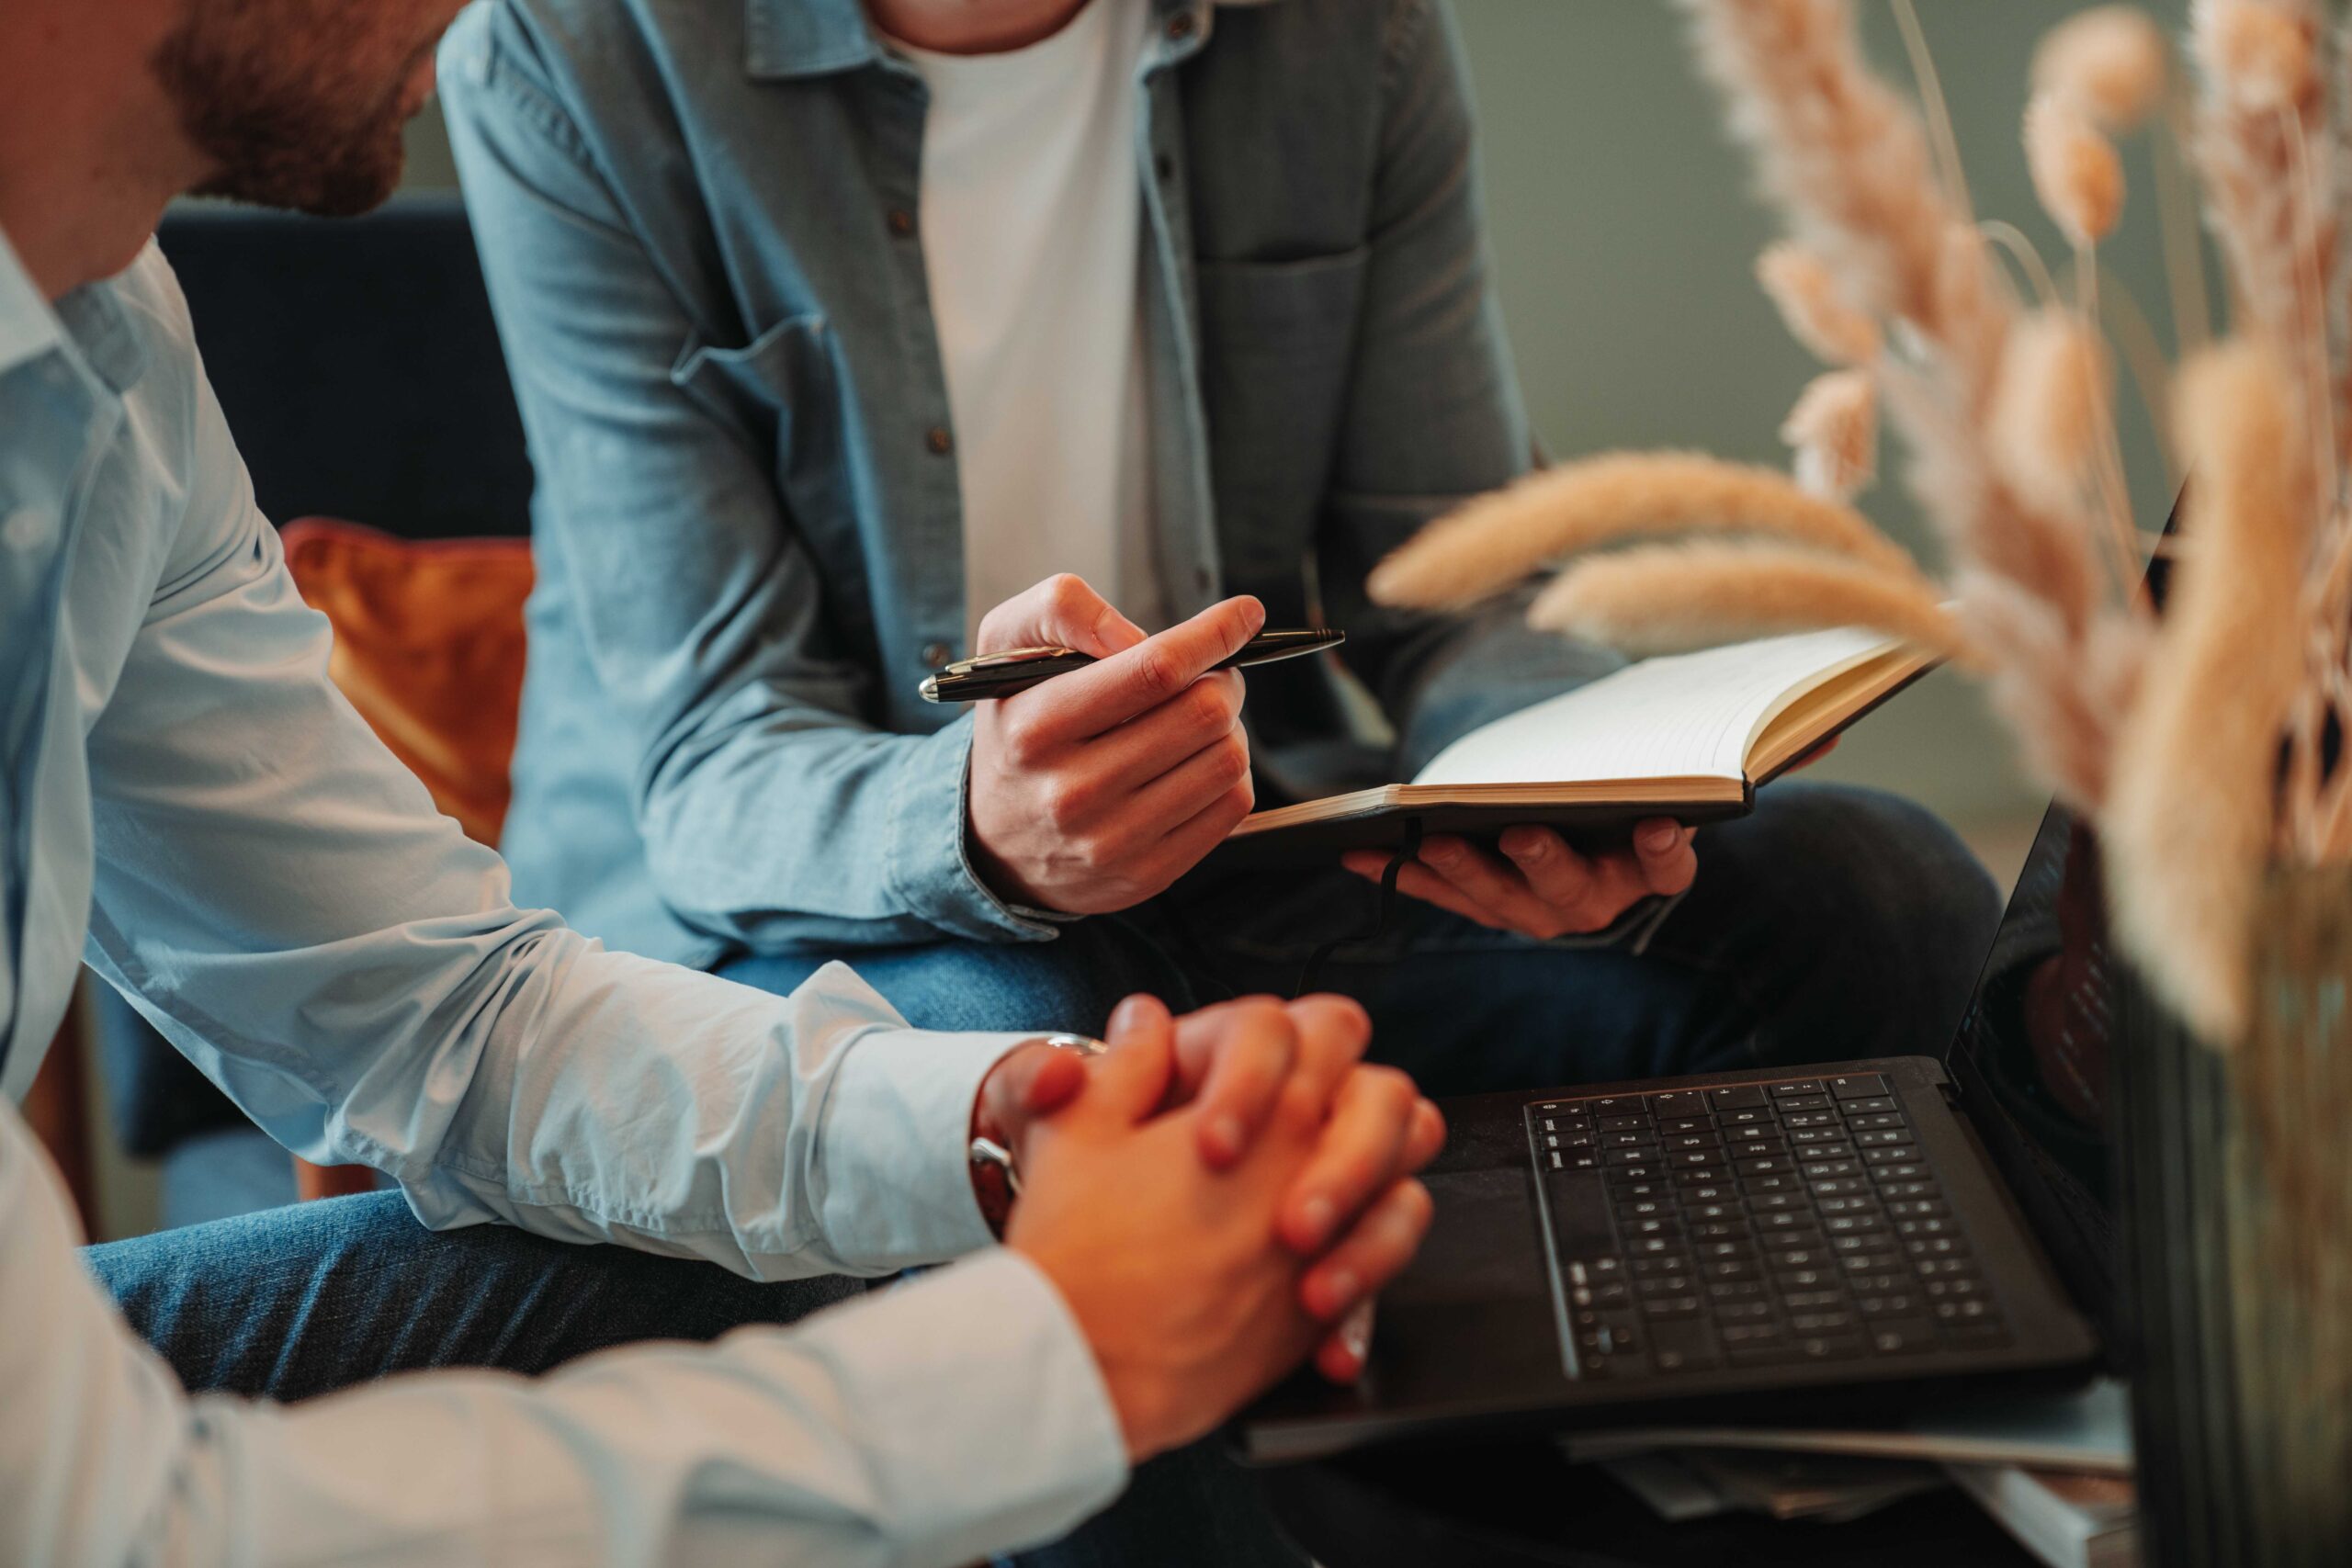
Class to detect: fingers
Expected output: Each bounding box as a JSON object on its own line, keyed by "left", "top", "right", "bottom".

{"left": 1176, "top": 998, "right": 1300, "bottom": 1168}
{"left": 1087, "top": 993, "right": 1180, "bottom": 1124}
{"left": 1278, "top": 1064, "right": 1420, "bottom": 1254}
{"left": 1630, "top": 818, "right": 1700, "bottom": 898}
{"left": 1279, "top": 993, "right": 1375, "bottom": 1111}
{"left": 1315, "top": 1300, "right": 1376, "bottom": 1384}
{"left": 975, "top": 573, "right": 1147, "bottom": 660}
{"left": 1497, "top": 826, "right": 1594, "bottom": 908}
{"left": 1299, "top": 1178, "right": 1436, "bottom": 1322}
{"left": 1049, "top": 596, "right": 1265, "bottom": 739}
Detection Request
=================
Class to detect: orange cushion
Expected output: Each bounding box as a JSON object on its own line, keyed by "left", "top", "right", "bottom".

{"left": 279, "top": 519, "right": 533, "bottom": 848}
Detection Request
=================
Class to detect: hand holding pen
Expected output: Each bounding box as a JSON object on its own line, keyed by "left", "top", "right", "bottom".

{"left": 955, "top": 576, "right": 1337, "bottom": 917}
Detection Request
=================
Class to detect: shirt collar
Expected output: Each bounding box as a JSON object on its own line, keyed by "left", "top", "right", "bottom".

{"left": 0, "top": 220, "right": 149, "bottom": 396}
{"left": 744, "top": 0, "right": 1277, "bottom": 79}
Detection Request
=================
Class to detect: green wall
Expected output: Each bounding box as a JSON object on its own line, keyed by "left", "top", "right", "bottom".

{"left": 398, "top": 0, "right": 2191, "bottom": 832}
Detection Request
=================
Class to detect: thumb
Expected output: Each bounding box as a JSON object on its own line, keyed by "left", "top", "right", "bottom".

{"left": 1083, "top": 993, "right": 1179, "bottom": 1124}
{"left": 976, "top": 573, "right": 1148, "bottom": 660}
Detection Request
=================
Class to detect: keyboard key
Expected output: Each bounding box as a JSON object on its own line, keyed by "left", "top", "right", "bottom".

{"left": 1647, "top": 1091, "right": 1706, "bottom": 1116}
{"left": 1809, "top": 1178, "right": 1869, "bottom": 1198}
{"left": 1855, "top": 1130, "right": 1915, "bottom": 1150}
{"left": 1933, "top": 1297, "right": 2000, "bottom": 1326}
{"left": 1770, "top": 1079, "right": 1827, "bottom": 1098}
{"left": 1599, "top": 1114, "right": 1646, "bottom": 1132}
{"left": 1659, "top": 1116, "right": 1713, "bottom": 1135}
{"left": 1878, "top": 1179, "right": 1936, "bottom": 1200}
{"left": 1584, "top": 1097, "right": 1635, "bottom": 1116}
{"left": 1896, "top": 1218, "right": 1956, "bottom": 1239}
{"left": 1721, "top": 1107, "right": 1773, "bottom": 1127}
{"left": 1815, "top": 1196, "right": 1881, "bottom": 1218}
{"left": 1789, "top": 1127, "right": 1849, "bottom": 1147}
{"left": 1694, "top": 1240, "right": 1754, "bottom": 1262}
{"left": 1743, "top": 1174, "right": 1799, "bottom": 1195}
{"left": 1868, "top": 1320, "right": 1939, "bottom": 1355}
{"left": 1855, "top": 1292, "right": 1923, "bottom": 1317}
{"left": 1822, "top": 1215, "right": 1884, "bottom": 1237}
{"left": 1629, "top": 1256, "right": 1690, "bottom": 1277}
{"left": 1605, "top": 1131, "right": 1657, "bottom": 1150}
{"left": 1673, "top": 1151, "right": 1727, "bottom": 1171}
{"left": 1629, "top": 1236, "right": 1683, "bottom": 1257}
{"left": 1765, "top": 1246, "right": 1828, "bottom": 1269}
{"left": 1838, "top": 1251, "right": 1905, "bottom": 1275}
{"left": 1617, "top": 1198, "right": 1672, "bottom": 1221}
{"left": 1614, "top": 1162, "right": 1666, "bottom": 1181}
{"left": 1624, "top": 1218, "right": 1681, "bottom": 1239}
{"left": 1777, "top": 1094, "right": 1833, "bottom": 1112}
{"left": 1611, "top": 1179, "right": 1668, "bottom": 1201}
{"left": 1781, "top": 1110, "right": 1840, "bottom": 1130}
{"left": 1849, "top": 1112, "right": 1907, "bottom": 1133}
{"left": 1788, "top": 1309, "right": 1855, "bottom": 1334}
{"left": 1923, "top": 1277, "right": 1984, "bottom": 1299}
{"left": 1871, "top": 1162, "right": 1930, "bottom": 1181}
{"left": 1737, "top": 1156, "right": 1796, "bottom": 1179}
{"left": 1686, "top": 1201, "right": 1741, "bottom": 1223}
{"left": 1715, "top": 1299, "right": 1776, "bottom": 1324}
{"left": 1708, "top": 1085, "right": 1769, "bottom": 1110}
{"left": 1754, "top": 1211, "right": 1816, "bottom": 1235}
{"left": 1845, "top": 1271, "right": 1909, "bottom": 1296}
{"left": 1794, "top": 1335, "right": 1865, "bottom": 1362}
{"left": 1829, "top": 1073, "right": 1891, "bottom": 1100}
{"left": 1679, "top": 1181, "right": 1737, "bottom": 1204}
{"left": 1843, "top": 1096, "right": 1899, "bottom": 1115}
{"left": 1905, "top": 1236, "right": 1962, "bottom": 1258}
{"left": 1642, "top": 1292, "right": 1705, "bottom": 1318}
{"left": 1781, "top": 1289, "right": 1844, "bottom": 1310}
{"left": 1664, "top": 1134, "right": 1723, "bottom": 1155}
{"left": 1885, "top": 1200, "right": 1948, "bottom": 1220}
{"left": 1748, "top": 1192, "right": 1804, "bottom": 1213}
{"left": 1724, "top": 1124, "right": 1783, "bottom": 1145}
{"left": 1690, "top": 1222, "right": 1749, "bottom": 1242}
{"left": 1647, "top": 1319, "right": 1722, "bottom": 1371}
{"left": 1802, "top": 1159, "right": 1861, "bottom": 1179}
{"left": 1719, "top": 1321, "right": 1785, "bottom": 1348}
{"left": 1707, "top": 1279, "right": 1766, "bottom": 1301}
{"left": 1775, "top": 1268, "right": 1835, "bottom": 1291}
{"left": 1703, "top": 1258, "right": 1760, "bottom": 1282}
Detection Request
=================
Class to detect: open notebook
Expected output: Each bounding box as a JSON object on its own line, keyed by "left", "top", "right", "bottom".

{"left": 1215, "top": 626, "right": 1934, "bottom": 865}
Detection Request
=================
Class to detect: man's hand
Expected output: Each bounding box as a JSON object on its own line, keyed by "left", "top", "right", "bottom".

{"left": 967, "top": 575, "right": 1264, "bottom": 914}
{"left": 1007, "top": 997, "right": 1439, "bottom": 1463}
{"left": 1343, "top": 819, "right": 1698, "bottom": 942}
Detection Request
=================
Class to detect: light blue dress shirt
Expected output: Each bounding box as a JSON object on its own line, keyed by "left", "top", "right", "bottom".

{"left": 0, "top": 225, "right": 1125, "bottom": 1564}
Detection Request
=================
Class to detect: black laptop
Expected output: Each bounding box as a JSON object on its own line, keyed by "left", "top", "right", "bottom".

{"left": 1243, "top": 801, "right": 2120, "bottom": 1462}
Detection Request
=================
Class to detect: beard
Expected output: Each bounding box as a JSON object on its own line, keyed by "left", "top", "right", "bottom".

{"left": 149, "top": 0, "right": 427, "bottom": 218}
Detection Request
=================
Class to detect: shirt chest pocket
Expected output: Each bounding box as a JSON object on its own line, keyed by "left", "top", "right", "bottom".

{"left": 671, "top": 314, "right": 868, "bottom": 628}
{"left": 1193, "top": 247, "right": 1369, "bottom": 590}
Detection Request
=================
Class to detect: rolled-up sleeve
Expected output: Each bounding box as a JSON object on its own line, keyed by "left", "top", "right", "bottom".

{"left": 1, "top": 1101, "right": 1127, "bottom": 1568}
{"left": 435, "top": 6, "right": 1048, "bottom": 952}
{"left": 78, "top": 295, "right": 1021, "bottom": 1278}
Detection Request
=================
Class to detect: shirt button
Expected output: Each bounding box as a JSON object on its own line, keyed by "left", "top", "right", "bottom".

{"left": 1, "top": 509, "right": 52, "bottom": 551}
{"left": 921, "top": 640, "right": 956, "bottom": 670}
{"left": 925, "top": 425, "right": 955, "bottom": 456}
{"left": 1166, "top": 11, "right": 1196, "bottom": 40}
{"left": 887, "top": 208, "right": 916, "bottom": 238}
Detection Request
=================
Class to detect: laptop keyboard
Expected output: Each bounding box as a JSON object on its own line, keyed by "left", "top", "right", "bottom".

{"left": 1524, "top": 1074, "right": 2011, "bottom": 1378}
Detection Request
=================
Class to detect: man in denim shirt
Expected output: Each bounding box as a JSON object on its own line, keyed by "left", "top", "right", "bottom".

{"left": 441, "top": 0, "right": 2001, "bottom": 1103}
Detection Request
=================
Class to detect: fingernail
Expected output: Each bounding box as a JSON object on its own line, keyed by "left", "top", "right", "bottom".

{"left": 1297, "top": 1195, "right": 1337, "bottom": 1248}
{"left": 1426, "top": 841, "right": 1460, "bottom": 867}
{"left": 1108, "top": 996, "right": 1146, "bottom": 1038}
{"left": 1343, "top": 1310, "right": 1373, "bottom": 1360}
{"left": 1320, "top": 1269, "right": 1360, "bottom": 1316}
{"left": 1516, "top": 835, "right": 1547, "bottom": 861}
{"left": 1209, "top": 1114, "right": 1246, "bottom": 1162}
{"left": 1638, "top": 823, "right": 1676, "bottom": 853}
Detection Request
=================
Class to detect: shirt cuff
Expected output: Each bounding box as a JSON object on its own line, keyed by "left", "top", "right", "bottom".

{"left": 812, "top": 976, "right": 1036, "bottom": 1270}
{"left": 884, "top": 716, "right": 1066, "bottom": 942}
{"left": 786, "top": 1248, "right": 1130, "bottom": 1562}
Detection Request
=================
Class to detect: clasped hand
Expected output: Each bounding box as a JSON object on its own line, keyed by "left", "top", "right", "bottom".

{"left": 977, "top": 993, "right": 1443, "bottom": 1461}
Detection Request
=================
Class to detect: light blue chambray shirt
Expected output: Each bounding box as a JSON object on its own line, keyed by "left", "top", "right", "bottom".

{"left": 438, "top": 0, "right": 1624, "bottom": 970}
{"left": 0, "top": 224, "right": 1125, "bottom": 1565}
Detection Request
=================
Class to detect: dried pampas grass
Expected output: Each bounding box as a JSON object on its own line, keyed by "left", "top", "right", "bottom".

{"left": 1363, "top": 452, "right": 1922, "bottom": 611}
{"left": 1525, "top": 541, "right": 1973, "bottom": 664}
{"left": 2107, "top": 341, "right": 2314, "bottom": 1045}
{"left": 1757, "top": 243, "right": 1882, "bottom": 366}
{"left": 1960, "top": 573, "right": 2150, "bottom": 813}
{"left": 2032, "top": 6, "right": 2171, "bottom": 132}
{"left": 1781, "top": 370, "right": 1878, "bottom": 500}
{"left": 2027, "top": 93, "right": 2128, "bottom": 247}
{"left": 2189, "top": 0, "right": 2335, "bottom": 353}
{"left": 1988, "top": 310, "right": 2114, "bottom": 518}
{"left": 1672, "top": 0, "right": 1958, "bottom": 330}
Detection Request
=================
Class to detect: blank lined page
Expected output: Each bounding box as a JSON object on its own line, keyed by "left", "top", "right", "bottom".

{"left": 1410, "top": 627, "right": 1894, "bottom": 789}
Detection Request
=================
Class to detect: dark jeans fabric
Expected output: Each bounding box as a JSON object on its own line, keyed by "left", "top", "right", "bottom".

{"left": 85, "top": 1191, "right": 1302, "bottom": 1567}
{"left": 718, "top": 783, "right": 2007, "bottom": 1097}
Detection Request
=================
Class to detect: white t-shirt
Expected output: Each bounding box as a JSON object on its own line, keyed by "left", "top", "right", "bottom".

{"left": 893, "top": 0, "right": 1169, "bottom": 644}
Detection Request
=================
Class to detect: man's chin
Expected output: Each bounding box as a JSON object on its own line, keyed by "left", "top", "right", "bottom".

{"left": 188, "top": 134, "right": 406, "bottom": 219}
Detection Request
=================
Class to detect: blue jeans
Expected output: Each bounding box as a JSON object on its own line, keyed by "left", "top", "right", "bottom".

{"left": 85, "top": 1192, "right": 1303, "bottom": 1567}
{"left": 718, "top": 784, "right": 2005, "bottom": 1096}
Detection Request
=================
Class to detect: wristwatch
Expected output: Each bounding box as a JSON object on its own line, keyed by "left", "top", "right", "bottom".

{"left": 969, "top": 1032, "right": 1108, "bottom": 1235}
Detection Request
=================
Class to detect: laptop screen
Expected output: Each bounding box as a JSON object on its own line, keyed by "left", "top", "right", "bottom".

{"left": 1940, "top": 803, "right": 2120, "bottom": 1334}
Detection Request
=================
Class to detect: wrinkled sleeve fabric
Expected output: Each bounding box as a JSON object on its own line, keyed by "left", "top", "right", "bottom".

{"left": 435, "top": 5, "right": 1050, "bottom": 951}
{"left": 1316, "top": 0, "right": 1624, "bottom": 775}
{"left": 78, "top": 254, "right": 1023, "bottom": 1280}
{"left": 1, "top": 1101, "right": 1126, "bottom": 1568}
